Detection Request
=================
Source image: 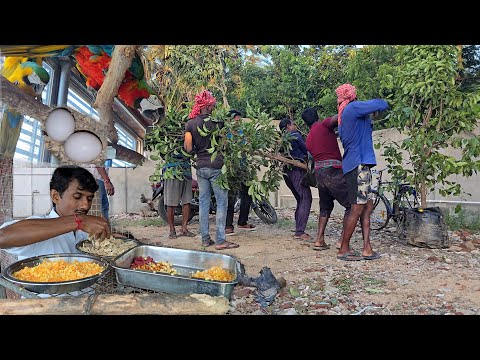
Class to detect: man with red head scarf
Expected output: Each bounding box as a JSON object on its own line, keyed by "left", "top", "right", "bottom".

{"left": 184, "top": 90, "right": 239, "bottom": 250}
{"left": 335, "top": 83, "right": 389, "bottom": 261}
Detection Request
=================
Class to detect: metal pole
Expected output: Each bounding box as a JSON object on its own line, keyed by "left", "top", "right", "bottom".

{"left": 426, "top": 199, "right": 480, "bottom": 205}
{"left": 57, "top": 57, "right": 72, "bottom": 107}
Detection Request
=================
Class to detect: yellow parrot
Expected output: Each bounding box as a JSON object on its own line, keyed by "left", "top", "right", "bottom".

{"left": 4, "top": 58, "right": 50, "bottom": 98}
{"left": 1, "top": 57, "right": 50, "bottom": 158}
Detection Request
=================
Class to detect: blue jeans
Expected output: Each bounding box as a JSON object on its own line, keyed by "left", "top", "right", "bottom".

{"left": 196, "top": 167, "right": 228, "bottom": 245}
{"left": 97, "top": 179, "right": 109, "bottom": 220}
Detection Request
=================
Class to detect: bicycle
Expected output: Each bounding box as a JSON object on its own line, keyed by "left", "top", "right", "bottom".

{"left": 370, "top": 168, "right": 420, "bottom": 231}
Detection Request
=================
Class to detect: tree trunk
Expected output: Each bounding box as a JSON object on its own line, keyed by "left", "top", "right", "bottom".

{"left": 0, "top": 292, "right": 229, "bottom": 315}
{"left": 420, "top": 180, "right": 427, "bottom": 209}
{"left": 94, "top": 45, "right": 138, "bottom": 144}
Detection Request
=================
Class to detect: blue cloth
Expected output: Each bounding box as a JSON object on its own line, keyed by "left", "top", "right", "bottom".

{"left": 338, "top": 99, "right": 389, "bottom": 174}
{"left": 227, "top": 129, "right": 247, "bottom": 167}
{"left": 163, "top": 153, "right": 192, "bottom": 179}
{"left": 289, "top": 131, "right": 308, "bottom": 161}
{"left": 227, "top": 129, "right": 244, "bottom": 140}
{"left": 97, "top": 179, "right": 110, "bottom": 219}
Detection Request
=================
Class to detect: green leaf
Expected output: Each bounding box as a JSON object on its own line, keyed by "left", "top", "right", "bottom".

{"left": 289, "top": 287, "right": 300, "bottom": 298}
{"left": 454, "top": 204, "right": 462, "bottom": 213}
{"left": 365, "top": 287, "right": 384, "bottom": 294}
{"left": 210, "top": 151, "right": 217, "bottom": 162}
{"left": 221, "top": 164, "right": 227, "bottom": 174}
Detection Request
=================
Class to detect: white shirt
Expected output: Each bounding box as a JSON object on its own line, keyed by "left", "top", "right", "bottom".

{"left": 84, "top": 166, "right": 102, "bottom": 181}
{"left": 0, "top": 209, "right": 88, "bottom": 260}
{"left": 84, "top": 165, "right": 109, "bottom": 182}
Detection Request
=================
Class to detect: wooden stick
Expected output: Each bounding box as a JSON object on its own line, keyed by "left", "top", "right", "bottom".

{"left": 94, "top": 45, "right": 138, "bottom": 144}
{"left": 258, "top": 151, "right": 308, "bottom": 170}
{"left": 0, "top": 292, "right": 230, "bottom": 315}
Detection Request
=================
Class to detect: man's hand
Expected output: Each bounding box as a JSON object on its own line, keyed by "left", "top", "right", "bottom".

{"left": 78, "top": 214, "right": 111, "bottom": 240}
{"left": 184, "top": 131, "right": 193, "bottom": 152}
{"left": 104, "top": 180, "right": 115, "bottom": 196}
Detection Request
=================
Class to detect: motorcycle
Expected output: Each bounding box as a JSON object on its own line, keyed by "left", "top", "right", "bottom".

{"left": 149, "top": 179, "right": 277, "bottom": 225}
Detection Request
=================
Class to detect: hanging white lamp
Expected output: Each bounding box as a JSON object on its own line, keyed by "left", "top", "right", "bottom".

{"left": 64, "top": 131, "right": 103, "bottom": 163}
{"left": 45, "top": 107, "right": 76, "bottom": 142}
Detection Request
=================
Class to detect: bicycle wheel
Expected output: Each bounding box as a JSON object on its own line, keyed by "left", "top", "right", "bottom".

{"left": 398, "top": 185, "right": 420, "bottom": 210}
{"left": 371, "top": 194, "right": 390, "bottom": 230}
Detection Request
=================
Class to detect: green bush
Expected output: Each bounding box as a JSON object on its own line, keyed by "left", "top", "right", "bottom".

{"left": 444, "top": 208, "right": 480, "bottom": 232}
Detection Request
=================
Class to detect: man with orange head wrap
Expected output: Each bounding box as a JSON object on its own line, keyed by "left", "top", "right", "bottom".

{"left": 184, "top": 90, "right": 239, "bottom": 250}
{"left": 335, "top": 84, "right": 389, "bottom": 261}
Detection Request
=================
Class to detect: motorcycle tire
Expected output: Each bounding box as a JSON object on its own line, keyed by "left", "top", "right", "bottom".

{"left": 157, "top": 194, "right": 195, "bottom": 225}
{"left": 233, "top": 196, "right": 241, "bottom": 213}
{"left": 253, "top": 199, "right": 278, "bottom": 224}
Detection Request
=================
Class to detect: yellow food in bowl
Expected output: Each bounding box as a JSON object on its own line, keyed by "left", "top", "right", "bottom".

{"left": 13, "top": 259, "right": 105, "bottom": 282}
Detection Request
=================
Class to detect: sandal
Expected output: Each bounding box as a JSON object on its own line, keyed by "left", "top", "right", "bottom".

{"left": 293, "top": 233, "right": 314, "bottom": 243}
{"left": 202, "top": 239, "right": 215, "bottom": 247}
{"left": 363, "top": 251, "right": 381, "bottom": 261}
{"left": 313, "top": 244, "right": 330, "bottom": 251}
{"left": 337, "top": 252, "right": 363, "bottom": 261}
{"left": 179, "top": 230, "right": 196, "bottom": 237}
{"left": 214, "top": 241, "right": 240, "bottom": 250}
{"left": 237, "top": 224, "right": 256, "bottom": 231}
{"left": 169, "top": 232, "right": 177, "bottom": 239}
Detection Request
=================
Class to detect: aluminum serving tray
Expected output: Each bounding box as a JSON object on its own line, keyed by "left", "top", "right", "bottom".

{"left": 111, "top": 245, "right": 239, "bottom": 299}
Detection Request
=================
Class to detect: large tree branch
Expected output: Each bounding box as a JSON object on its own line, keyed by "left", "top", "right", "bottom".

{"left": 94, "top": 45, "right": 138, "bottom": 144}
{"left": 257, "top": 150, "right": 307, "bottom": 170}
{"left": 1, "top": 75, "right": 51, "bottom": 120}
{"left": 0, "top": 75, "right": 143, "bottom": 165}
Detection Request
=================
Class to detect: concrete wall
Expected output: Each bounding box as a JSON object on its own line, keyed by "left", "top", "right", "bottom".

{"left": 9, "top": 126, "right": 480, "bottom": 218}
{"left": 108, "top": 160, "right": 156, "bottom": 214}
{"left": 274, "top": 126, "right": 480, "bottom": 214}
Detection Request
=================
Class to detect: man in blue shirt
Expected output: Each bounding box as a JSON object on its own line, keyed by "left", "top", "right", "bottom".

{"left": 279, "top": 117, "right": 313, "bottom": 242}
{"left": 336, "top": 83, "right": 389, "bottom": 261}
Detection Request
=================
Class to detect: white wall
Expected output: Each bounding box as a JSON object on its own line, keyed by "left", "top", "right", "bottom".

{"left": 9, "top": 126, "right": 480, "bottom": 218}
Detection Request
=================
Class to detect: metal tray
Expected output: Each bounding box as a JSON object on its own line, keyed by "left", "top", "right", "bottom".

{"left": 1, "top": 253, "right": 110, "bottom": 294}
{"left": 111, "top": 245, "right": 239, "bottom": 299}
{"left": 76, "top": 237, "right": 141, "bottom": 262}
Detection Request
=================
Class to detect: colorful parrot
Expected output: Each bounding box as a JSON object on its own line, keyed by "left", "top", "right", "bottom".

{"left": 74, "top": 46, "right": 111, "bottom": 90}
{"left": 4, "top": 58, "right": 50, "bottom": 98}
{"left": 1, "top": 57, "right": 50, "bottom": 158}
{"left": 72, "top": 45, "right": 162, "bottom": 119}
{"left": 139, "top": 94, "right": 164, "bottom": 123}
{"left": 2, "top": 45, "right": 164, "bottom": 120}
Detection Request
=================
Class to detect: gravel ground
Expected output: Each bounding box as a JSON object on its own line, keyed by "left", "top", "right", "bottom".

{"left": 111, "top": 207, "right": 480, "bottom": 315}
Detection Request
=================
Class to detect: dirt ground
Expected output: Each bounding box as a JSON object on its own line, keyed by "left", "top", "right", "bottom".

{"left": 112, "top": 208, "right": 480, "bottom": 315}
